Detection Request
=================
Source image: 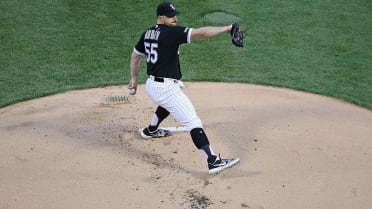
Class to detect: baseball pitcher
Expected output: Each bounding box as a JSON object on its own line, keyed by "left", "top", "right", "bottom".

{"left": 128, "top": 1, "right": 243, "bottom": 174}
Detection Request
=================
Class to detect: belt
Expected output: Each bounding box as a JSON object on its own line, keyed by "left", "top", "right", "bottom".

{"left": 154, "top": 77, "right": 165, "bottom": 82}
{"left": 149, "top": 75, "right": 178, "bottom": 83}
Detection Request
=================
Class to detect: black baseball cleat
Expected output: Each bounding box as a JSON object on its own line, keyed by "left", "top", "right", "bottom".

{"left": 140, "top": 128, "right": 171, "bottom": 139}
{"left": 208, "top": 154, "right": 240, "bottom": 174}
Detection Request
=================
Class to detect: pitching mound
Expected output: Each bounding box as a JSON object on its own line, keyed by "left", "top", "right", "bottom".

{"left": 1, "top": 82, "right": 371, "bottom": 209}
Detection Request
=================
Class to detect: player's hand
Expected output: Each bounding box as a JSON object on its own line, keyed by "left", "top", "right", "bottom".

{"left": 127, "top": 79, "right": 137, "bottom": 95}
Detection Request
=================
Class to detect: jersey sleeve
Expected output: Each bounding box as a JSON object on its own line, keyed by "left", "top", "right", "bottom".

{"left": 187, "top": 28, "right": 193, "bottom": 43}
{"left": 133, "top": 32, "right": 146, "bottom": 57}
{"left": 172, "top": 26, "right": 192, "bottom": 45}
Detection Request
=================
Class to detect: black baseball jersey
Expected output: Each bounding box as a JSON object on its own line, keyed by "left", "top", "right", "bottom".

{"left": 134, "top": 24, "right": 192, "bottom": 80}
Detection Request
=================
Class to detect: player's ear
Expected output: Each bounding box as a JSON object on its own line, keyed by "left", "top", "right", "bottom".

{"left": 157, "top": 16, "right": 164, "bottom": 24}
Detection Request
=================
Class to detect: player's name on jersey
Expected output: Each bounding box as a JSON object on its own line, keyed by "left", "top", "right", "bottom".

{"left": 144, "top": 30, "right": 160, "bottom": 41}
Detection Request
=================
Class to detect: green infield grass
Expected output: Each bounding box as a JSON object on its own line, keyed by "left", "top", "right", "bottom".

{"left": 1, "top": 0, "right": 371, "bottom": 109}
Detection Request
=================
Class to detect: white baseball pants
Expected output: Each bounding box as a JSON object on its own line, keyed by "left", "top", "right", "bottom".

{"left": 145, "top": 76, "right": 203, "bottom": 131}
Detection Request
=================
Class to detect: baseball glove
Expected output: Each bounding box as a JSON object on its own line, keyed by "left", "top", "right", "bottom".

{"left": 231, "top": 22, "right": 244, "bottom": 47}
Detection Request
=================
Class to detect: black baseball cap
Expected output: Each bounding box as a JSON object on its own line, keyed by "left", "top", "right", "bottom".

{"left": 156, "top": 2, "right": 180, "bottom": 17}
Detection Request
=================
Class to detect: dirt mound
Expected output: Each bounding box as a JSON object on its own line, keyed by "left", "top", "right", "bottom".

{"left": 1, "top": 82, "right": 371, "bottom": 209}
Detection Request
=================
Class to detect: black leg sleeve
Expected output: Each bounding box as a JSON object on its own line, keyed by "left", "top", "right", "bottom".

{"left": 190, "top": 128, "right": 210, "bottom": 149}
{"left": 155, "top": 106, "right": 170, "bottom": 125}
{"left": 148, "top": 106, "right": 170, "bottom": 131}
